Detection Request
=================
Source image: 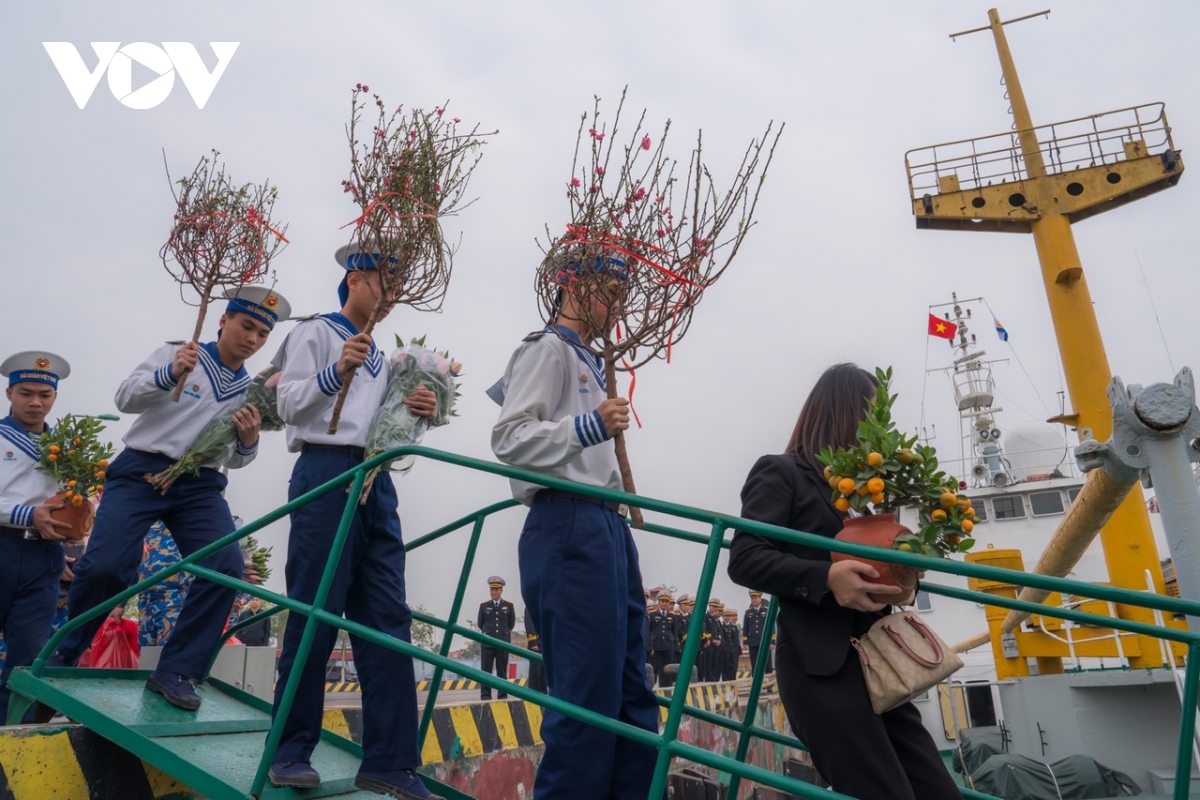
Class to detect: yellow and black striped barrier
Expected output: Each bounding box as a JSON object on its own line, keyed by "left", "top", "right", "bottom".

{"left": 654, "top": 683, "right": 738, "bottom": 724}
{"left": 321, "top": 681, "right": 738, "bottom": 762}
{"left": 324, "top": 699, "right": 543, "bottom": 764}
{"left": 0, "top": 724, "right": 199, "bottom": 800}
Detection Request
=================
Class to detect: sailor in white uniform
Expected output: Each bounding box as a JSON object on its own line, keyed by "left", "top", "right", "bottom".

{"left": 0, "top": 351, "right": 70, "bottom": 725}
{"left": 490, "top": 252, "right": 662, "bottom": 800}
{"left": 50, "top": 286, "right": 290, "bottom": 712}
{"left": 266, "top": 243, "right": 441, "bottom": 800}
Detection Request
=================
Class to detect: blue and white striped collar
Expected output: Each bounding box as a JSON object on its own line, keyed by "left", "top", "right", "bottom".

{"left": 319, "top": 313, "right": 383, "bottom": 378}
{"left": 0, "top": 415, "right": 43, "bottom": 460}
{"left": 547, "top": 325, "right": 606, "bottom": 390}
{"left": 197, "top": 342, "right": 251, "bottom": 402}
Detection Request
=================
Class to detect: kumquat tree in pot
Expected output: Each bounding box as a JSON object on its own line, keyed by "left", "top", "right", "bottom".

{"left": 37, "top": 413, "right": 116, "bottom": 540}
{"left": 816, "top": 367, "right": 977, "bottom": 603}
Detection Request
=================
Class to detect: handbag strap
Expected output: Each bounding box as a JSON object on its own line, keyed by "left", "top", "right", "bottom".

{"left": 883, "top": 615, "right": 945, "bottom": 669}
{"left": 850, "top": 637, "right": 869, "bottom": 667}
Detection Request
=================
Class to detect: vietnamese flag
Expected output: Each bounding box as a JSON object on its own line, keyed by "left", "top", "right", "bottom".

{"left": 928, "top": 313, "right": 957, "bottom": 340}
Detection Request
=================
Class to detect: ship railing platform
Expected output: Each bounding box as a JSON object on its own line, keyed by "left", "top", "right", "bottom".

{"left": 8, "top": 446, "right": 1200, "bottom": 800}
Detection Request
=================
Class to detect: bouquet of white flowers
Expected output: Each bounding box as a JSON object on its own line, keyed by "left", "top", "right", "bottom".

{"left": 359, "top": 335, "right": 461, "bottom": 501}
{"left": 145, "top": 365, "right": 285, "bottom": 493}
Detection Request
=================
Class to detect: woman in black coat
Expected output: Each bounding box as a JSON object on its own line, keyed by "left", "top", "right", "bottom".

{"left": 727, "top": 363, "right": 960, "bottom": 800}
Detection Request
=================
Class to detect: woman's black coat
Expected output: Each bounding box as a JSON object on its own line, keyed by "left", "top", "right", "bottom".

{"left": 727, "top": 453, "right": 886, "bottom": 676}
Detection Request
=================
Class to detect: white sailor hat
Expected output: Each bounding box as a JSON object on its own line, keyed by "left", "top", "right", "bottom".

{"left": 1, "top": 351, "right": 70, "bottom": 388}
{"left": 487, "top": 575, "right": 506, "bottom": 588}
{"left": 335, "top": 240, "right": 401, "bottom": 306}
{"left": 223, "top": 286, "right": 291, "bottom": 330}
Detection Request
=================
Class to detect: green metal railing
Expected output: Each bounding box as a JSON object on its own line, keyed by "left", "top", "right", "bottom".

{"left": 21, "top": 446, "right": 1200, "bottom": 800}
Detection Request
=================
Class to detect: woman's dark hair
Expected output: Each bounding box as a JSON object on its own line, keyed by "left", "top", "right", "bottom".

{"left": 786, "top": 363, "right": 878, "bottom": 471}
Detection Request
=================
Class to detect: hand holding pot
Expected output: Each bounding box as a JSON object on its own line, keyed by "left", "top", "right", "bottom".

{"left": 33, "top": 502, "right": 72, "bottom": 541}
{"left": 827, "top": 560, "right": 902, "bottom": 613}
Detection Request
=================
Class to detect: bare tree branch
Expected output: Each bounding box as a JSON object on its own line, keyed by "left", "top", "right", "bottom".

{"left": 160, "top": 149, "right": 289, "bottom": 400}
{"left": 328, "top": 86, "right": 496, "bottom": 433}
{"left": 535, "top": 89, "right": 783, "bottom": 525}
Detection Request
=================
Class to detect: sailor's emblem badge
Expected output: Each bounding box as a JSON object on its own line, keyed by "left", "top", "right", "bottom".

{"left": 265, "top": 295, "right": 280, "bottom": 310}
{"left": 5, "top": 452, "right": 12, "bottom": 458}
{"left": 192, "top": 384, "right": 200, "bottom": 392}
{"left": 580, "top": 373, "right": 589, "bottom": 384}
{"left": 34, "top": 358, "right": 50, "bottom": 369}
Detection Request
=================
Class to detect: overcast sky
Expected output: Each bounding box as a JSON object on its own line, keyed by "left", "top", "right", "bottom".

{"left": 4, "top": 1, "right": 1199, "bottom": 634}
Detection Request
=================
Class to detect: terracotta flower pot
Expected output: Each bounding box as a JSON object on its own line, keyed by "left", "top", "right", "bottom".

{"left": 45, "top": 493, "right": 94, "bottom": 542}
{"left": 831, "top": 513, "right": 917, "bottom": 605}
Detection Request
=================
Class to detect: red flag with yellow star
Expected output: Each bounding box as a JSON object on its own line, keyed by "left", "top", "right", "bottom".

{"left": 928, "top": 313, "right": 957, "bottom": 340}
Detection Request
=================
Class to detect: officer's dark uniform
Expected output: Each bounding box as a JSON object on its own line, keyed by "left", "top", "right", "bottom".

{"left": 675, "top": 597, "right": 691, "bottom": 668}
{"left": 477, "top": 576, "right": 515, "bottom": 700}
{"left": 235, "top": 606, "right": 272, "bottom": 647}
{"left": 721, "top": 613, "right": 740, "bottom": 682}
{"left": 647, "top": 596, "right": 679, "bottom": 687}
{"left": 700, "top": 601, "right": 724, "bottom": 682}
{"left": 743, "top": 595, "right": 772, "bottom": 674}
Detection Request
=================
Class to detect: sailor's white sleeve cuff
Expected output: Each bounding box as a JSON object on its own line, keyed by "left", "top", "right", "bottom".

{"left": 574, "top": 410, "right": 610, "bottom": 448}
{"left": 316, "top": 364, "right": 344, "bottom": 397}
{"left": 11, "top": 504, "right": 35, "bottom": 528}
{"left": 154, "top": 364, "right": 179, "bottom": 391}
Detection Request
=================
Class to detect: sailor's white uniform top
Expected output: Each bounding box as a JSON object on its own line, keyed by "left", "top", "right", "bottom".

{"left": 272, "top": 312, "right": 388, "bottom": 451}
{"left": 491, "top": 326, "right": 622, "bottom": 505}
{"left": 0, "top": 416, "right": 59, "bottom": 529}
{"left": 116, "top": 341, "right": 258, "bottom": 468}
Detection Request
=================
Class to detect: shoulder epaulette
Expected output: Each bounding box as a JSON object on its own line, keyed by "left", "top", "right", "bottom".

{"left": 166, "top": 340, "right": 186, "bottom": 346}
{"left": 291, "top": 313, "right": 320, "bottom": 322}
{"left": 522, "top": 330, "right": 547, "bottom": 342}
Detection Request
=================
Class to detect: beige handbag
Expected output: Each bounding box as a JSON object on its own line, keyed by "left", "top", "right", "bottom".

{"left": 850, "top": 612, "right": 963, "bottom": 715}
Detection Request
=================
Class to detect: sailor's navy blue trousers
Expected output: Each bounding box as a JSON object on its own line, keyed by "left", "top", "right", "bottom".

{"left": 519, "top": 495, "right": 663, "bottom": 800}
{"left": 0, "top": 536, "right": 61, "bottom": 723}
{"left": 55, "top": 449, "right": 243, "bottom": 679}
{"left": 271, "top": 447, "right": 419, "bottom": 772}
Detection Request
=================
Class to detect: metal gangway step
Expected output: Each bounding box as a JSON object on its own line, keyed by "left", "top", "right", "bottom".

{"left": 6, "top": 667, "right": 470, "bottom": 800}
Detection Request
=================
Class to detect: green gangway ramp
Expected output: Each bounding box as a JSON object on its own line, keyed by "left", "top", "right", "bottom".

{"left": 7, "top": 446, "right": 1200, "bottom": 800}
{"left": 7, "top": 668, "right": 468, "bottom": 800}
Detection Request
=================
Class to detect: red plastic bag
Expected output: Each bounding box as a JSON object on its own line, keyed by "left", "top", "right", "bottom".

{"left": 88, "top": 618, "right": 141, "bottom": 669}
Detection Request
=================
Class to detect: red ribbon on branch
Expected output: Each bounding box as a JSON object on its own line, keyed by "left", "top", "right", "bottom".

{"left": 613, "top": 322, "right": 642, "bottom": 429}
{"left": 563, "top": 225, "right": 705, "bottom": 290}
{"left": 171, "top": 209, "right": 289, "bottom": 279}
{"left": 340, "top": 189, "right": 438, "bottom": 230}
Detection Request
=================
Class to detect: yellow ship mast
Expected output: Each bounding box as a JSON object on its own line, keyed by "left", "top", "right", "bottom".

{"left": 907, "top": 8, "right": 1185, "bottom": 672}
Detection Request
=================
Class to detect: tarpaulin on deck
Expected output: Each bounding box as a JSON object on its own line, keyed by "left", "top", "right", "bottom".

{"left": 969, "top": 753, "right": 1141, "bottom": 798}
